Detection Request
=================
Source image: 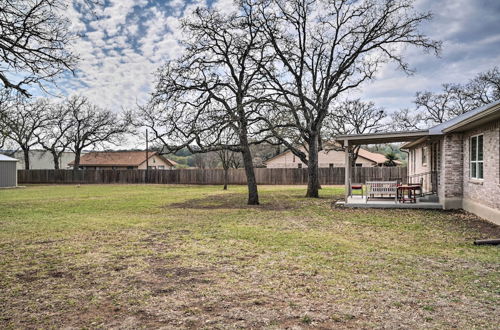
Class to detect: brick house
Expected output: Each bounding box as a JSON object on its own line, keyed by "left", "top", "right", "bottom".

{"left": 403, "top": 101, "right": 500, "bottom": 224}
{"left": 335, "top": 100, "right": 500, "bottom": 225}
{"left": 69, "top": 151, "right": 177, "bottom": 170}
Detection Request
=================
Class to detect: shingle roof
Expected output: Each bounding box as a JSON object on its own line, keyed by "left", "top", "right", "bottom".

{"left": 428, "top": 100, "right": 500, "bottom": 134}
{"left": 69, "top": 151, "right": 174, "bottom": 167}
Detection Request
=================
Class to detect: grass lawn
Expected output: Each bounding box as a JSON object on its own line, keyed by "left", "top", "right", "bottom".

{"left": 0, "top": 184, "right": 499, "bottom": 329}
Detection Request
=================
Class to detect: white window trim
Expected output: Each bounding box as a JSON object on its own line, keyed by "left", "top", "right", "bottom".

{"left": 421, "top": 146, "right": 428, "bottom": 166}
{"left": 470, "top": 134, "right": 484, "bottom": 180}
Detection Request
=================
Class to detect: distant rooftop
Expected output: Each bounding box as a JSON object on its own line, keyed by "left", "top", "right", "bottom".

{"left": 0, "top": 154, "right": 18, "bottom": 162}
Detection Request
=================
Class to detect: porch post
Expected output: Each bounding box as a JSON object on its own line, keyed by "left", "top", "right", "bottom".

{"left": 344, "top": 140, "right": 350, "bottom": 201}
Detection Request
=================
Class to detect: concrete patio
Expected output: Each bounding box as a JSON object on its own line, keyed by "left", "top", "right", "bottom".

{"left": 337, "top": 196, "right": 443, "bottom": 209}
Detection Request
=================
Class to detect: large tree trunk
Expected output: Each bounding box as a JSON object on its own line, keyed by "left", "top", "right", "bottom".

{"left": 223, "top": 167, "right": 229, "bottom": 190}
{"left": 239, "top": 129, "right": 259, "bottom": 205}
{"left": 22, "top": 148, "right": 30, "bottom": 170}
{"left": 73, "top": 151, "right": 81, "bottom": 171}
{"left": 305, "top": 135, "right": 320, "bottom": 198}
{"left": 52, "top": 151, "right": 60, "bottom": 169}
{"left": 241, "top": 146, "right": 259, "bottom": 205}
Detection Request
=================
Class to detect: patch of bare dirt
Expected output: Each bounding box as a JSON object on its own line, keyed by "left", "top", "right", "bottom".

{"left": 446, "top": 209, "right": 500, "bottom": 238}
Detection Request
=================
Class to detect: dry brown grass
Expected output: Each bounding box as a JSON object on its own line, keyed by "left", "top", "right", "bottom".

{"left": 0, "top": 184, "right": 498, "bottom": 329}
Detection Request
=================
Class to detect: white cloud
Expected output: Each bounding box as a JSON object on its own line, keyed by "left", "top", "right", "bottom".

{"left": 53, "top": 0, "right": 499, "bottom": 118}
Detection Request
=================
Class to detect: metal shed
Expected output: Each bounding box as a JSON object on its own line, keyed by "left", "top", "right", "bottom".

{"left": 0, "top": 154, "right": 18, "bottom": 187}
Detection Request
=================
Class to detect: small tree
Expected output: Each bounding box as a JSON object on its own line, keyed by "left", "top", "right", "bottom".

{"left": 65, "top": 96, "right": 130, "bottom": 169}
{"left": 326, "top": 99, "right": 386, "bottom": 165}
{"left": 34, "top": 102, "right": 74, "bottom": 169}
{"left": 384, "top": 152, "right": 399, "bottom": 167}
{"left": 0, "top": 90, "right": 14, "bottom": 148}
{"left": 1, "top": 98, "right": 50, "bottom": 169}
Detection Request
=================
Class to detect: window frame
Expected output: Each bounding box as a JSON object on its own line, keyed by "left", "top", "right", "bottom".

{"left": 470, "top": 134, "right": 484, "bottom": 180}
{"left": 421, "top": 146, "right": 428, "bottom": 166}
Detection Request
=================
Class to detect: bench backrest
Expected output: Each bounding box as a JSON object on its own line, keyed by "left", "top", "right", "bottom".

{"left": 366, "top": 181, "right": 398, "bottom": 194}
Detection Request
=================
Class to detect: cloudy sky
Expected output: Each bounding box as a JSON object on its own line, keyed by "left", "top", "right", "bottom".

{"left": 52, "top": 0, "right": 500, "bottom": 113}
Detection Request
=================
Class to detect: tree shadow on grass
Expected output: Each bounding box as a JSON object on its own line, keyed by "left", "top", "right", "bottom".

{"left": 166, "top": 193, "right": 298, "bottom": 211}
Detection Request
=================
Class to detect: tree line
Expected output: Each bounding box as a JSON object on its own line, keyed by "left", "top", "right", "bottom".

{"left": 0, "top": 94, "right": 130, "bottom": 170}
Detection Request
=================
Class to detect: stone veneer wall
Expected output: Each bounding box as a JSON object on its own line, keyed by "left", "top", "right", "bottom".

{"left": 462, "top": 120, "right": 500, "bottom": 211}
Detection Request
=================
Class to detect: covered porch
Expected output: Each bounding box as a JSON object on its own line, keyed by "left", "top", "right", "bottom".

{"left": 334, "top": 130, "right": 443, "bottom": 209}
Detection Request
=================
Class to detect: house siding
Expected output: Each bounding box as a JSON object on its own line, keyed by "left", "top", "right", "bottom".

{"left": 462, "top": 120, "right": 500, "bottom": 212}
{"left": 137, "top": 154, "right": 174, "bottom": 169}
{"left": 266, "top": 148, "right": 375, "bottom": 168}
{"left": 407, "top": 141, "right": 437, "bottom": 193}
{"left": 8, "top": 150, "right": 76, "bottom": 170}
{"left": 408, "top": 142, "right": 431, "bottom": 177}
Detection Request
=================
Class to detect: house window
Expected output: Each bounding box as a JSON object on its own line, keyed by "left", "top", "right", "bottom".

{"left": 158, "top": 165, "right": 165, "bottom": 170}
{"left": 422, "top": 146, "right": 427, "bottom": 166}
{"left": 329, "top": 163, "right": 333, "bottom": 169}
{"left": 298, "top": 163, "right": 302, "bottom": 168}
{"left": 355, "top": 163, "right": 362, "bottom": 167}
{"left": 470, "top": 134, "right": 483, "bottom": 179}
{"left": 127, "top": 166, "right": 133, "bottom": 170}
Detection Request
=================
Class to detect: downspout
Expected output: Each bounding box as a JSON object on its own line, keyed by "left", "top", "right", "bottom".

{"left": 400, "top": 148, "right": 410, "bottom": 185}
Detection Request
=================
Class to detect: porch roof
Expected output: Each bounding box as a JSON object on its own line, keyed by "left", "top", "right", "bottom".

{"left": 334, "top": 130, "right": 429, "bottom": 146}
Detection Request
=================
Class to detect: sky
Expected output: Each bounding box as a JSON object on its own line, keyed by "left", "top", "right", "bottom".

{"left": 50, "top": 0, "right": 500, "bottom": 114}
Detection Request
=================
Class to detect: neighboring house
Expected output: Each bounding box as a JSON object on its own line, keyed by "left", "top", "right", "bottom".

{"left": 0, "top": 150, "right": 76, "bottom": 170}
{"left": 69, "top": 151, "right": 176, "bottom": 170}
{"left": 264, "top": 145, "right": 401, "bottom": 168}
{"left": 335, "top": 100, "right": 500, "bottom": 225}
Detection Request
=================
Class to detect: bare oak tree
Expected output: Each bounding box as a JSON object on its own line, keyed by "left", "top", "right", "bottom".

{"left": 256, "top": 0, "right": 440, "bottom": 197}
{"left": 215, "top": 132, "right": 243, "bottom": 190}
{"left": 65, "top": 95, "right": 130, "bottom": 169}
{"left": 0, "top": 0, "right": 78, "bottom": 96}
{"left": 1, "top": 98, "right": 50, "bottom": 169}
{"left": 217, "top": 148, "right": 243, "bottom": 190}
{"left": 0, "top": 90, "right": 14, "bottom": 148}
{"left": 34, "top": 102, "right": 73, "bottom": 169}
{"left": 143, "top": 2, "right": 271, "bottom": 205}
{"left": 325, "top": 99, "right": 386, "bottom": 164}
{"left": 392, "top": 67, "right": 500, "bottom": 129}
{"left": 466, "top": 67, "right": 500, "bottom": 104}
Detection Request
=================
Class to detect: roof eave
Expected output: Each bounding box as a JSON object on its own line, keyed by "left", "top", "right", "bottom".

{"left": 443, "top": 104, "right": 500, "bottom": 133}
{"left": 334, "top": 130, "right": 429, "bottom": 146}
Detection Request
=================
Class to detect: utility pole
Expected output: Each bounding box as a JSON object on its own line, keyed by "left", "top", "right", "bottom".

{"left": 145, "top": 129, "right": 149, "bottom": 183}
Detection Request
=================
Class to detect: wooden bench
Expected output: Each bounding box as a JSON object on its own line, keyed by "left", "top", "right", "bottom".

{"left": 365, "top": 181, "right": 398, "bottom": 203}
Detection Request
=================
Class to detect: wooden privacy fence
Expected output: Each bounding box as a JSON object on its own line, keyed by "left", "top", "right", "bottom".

{"left": 18, "top": 167, "right": 407, "bottom": 185}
